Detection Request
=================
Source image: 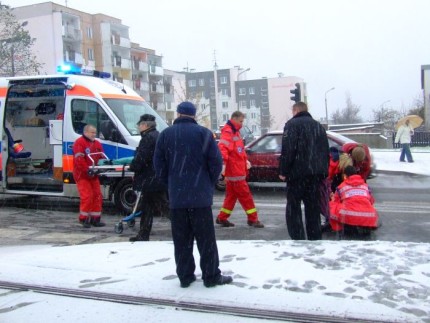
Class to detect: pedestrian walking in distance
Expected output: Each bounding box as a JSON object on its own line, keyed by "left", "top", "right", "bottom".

{"left": 154, "top": 101, "right": 233, "bottom": 288}
{"left": 395, "top": 119, "right": 414, "bottom": 163}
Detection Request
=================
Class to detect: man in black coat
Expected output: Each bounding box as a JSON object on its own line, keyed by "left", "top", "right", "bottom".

{"left": 154, "top": 101, "right": 233, "bottom": 288}
{"left": 279, "top": 102, "right": 329, "bottom": 240}
{"left": 128, "top": 114, "right": 168, "bottom": 242}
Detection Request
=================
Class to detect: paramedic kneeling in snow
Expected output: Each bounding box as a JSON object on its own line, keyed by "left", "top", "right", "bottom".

{"left": 73, "top": 124, "right": 105, "bottom": 228}
{"left": 329, "top": 166, "right": 378, "bottom": 232}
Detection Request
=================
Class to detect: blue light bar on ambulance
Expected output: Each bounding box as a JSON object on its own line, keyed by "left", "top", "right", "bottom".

{"left": 56, "top": 64, "right": 111, "bottom": 79}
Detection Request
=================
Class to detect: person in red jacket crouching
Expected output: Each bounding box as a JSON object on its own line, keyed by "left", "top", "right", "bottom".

{"left": 329, "top": 166, "right": 378, "bottom": 235}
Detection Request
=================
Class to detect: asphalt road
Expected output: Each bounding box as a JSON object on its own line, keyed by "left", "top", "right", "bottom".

{"left": 0, "top": 173, "right": 429, "bottom": 246}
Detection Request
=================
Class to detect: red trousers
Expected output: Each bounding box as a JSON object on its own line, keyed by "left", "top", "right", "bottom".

{"left": 76, "top": 177, "right": 103, "bottom": 222}
{"left": 218, "top": 180, "right": 258, "bottom": 222}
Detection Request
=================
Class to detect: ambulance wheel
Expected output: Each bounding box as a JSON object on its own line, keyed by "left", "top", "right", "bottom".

{"left": 113, "top": 178, "right": 136, "bottom": 215}
{"left": 115, "top": 223, "right": 124, "bottom": 234}
{"left": 128, "top": 219, "right": 136, "bottom": 227}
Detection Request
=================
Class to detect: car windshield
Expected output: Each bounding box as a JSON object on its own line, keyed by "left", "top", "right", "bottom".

{"left": 104, "top": 99, "right": 168, "bottom": 135}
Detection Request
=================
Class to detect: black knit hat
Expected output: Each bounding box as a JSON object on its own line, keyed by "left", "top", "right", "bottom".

{"left": 177, "top": 101, "right": 196, "bottom": 116}
{"left": 137, "top": 114, "right": 156, "bottom": 125}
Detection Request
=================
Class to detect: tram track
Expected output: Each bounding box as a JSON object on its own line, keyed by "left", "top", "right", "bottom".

{"left": 0, "top": 280, "right": 391, "bottom": 323}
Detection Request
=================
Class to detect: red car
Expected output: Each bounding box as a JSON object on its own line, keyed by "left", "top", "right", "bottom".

{"left": 216, "top": 130, "right": 373, "bottom": 190}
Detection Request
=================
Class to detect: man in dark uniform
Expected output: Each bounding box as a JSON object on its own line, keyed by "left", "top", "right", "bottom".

{"left": 129, "top": 114, "right": 168, "bottom": 242}
{"left": 154, "top": 101, "right": 233, "bottom": 288}
{"left": 279, "top": 102, "right": 329, "bottom": 240}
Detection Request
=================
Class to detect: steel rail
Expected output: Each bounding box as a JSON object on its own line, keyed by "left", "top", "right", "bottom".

{"left": 0, "top": 280, "right": 391, "bottom": 323}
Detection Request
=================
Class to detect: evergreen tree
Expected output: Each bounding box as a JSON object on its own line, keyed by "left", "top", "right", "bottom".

{"left": 0, "top": 2, "right": 42, "bottom": 76}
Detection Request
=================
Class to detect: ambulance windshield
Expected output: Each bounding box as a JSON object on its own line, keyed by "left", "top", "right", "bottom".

{"left": 104, "top": 99, "right": 168, "bottom": 135}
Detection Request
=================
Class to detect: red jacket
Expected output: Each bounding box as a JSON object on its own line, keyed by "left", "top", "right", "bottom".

{"left": 329, "top": 175, "right": 378, "bottom": 229}
{"left": 73, "top": 135, "right": 104, "bottom": 181}
{"left": 342, "top": 143, "right": 371, "bottom": 180}
{"left": 218, "top": 120, "right": 247, "bottom": 179}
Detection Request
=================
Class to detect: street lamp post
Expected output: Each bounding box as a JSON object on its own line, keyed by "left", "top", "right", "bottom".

{"left": 325, "top": 87, "right": 335, "bottom": 127}
{"left": 378, "top": 100, "right": 391, "bottom": 122}
{"left": 236, "top": 67, "right": 250, "bottom": 111}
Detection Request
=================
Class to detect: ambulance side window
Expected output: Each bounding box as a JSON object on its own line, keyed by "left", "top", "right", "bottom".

{"left": 71, "top": 99, "right": 114, "bottom": 140}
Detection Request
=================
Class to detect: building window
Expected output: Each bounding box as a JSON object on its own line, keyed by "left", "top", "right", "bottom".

{"left": 87, "top": 27, "right": 93, "bottom": 39}
{"left": 199, "top": 78, "right": 205, "bottom": 86}
{"left": 239, "top": 100, "right": 247, "bottom": 109}
{"left": 261, "top": 91, "right": 268, "bottom": 96}
{"left": 220, "top": 76, "right": 227, "bottom": 84}
{"left": 210, "top": 78, "right": 215, "bottom": 87}
{"left": 223, "top": 113, "right": 229, "bottom": 121}
{"left": 188, "top": 80, "right": 196, "bottom": 87}
{"left": 252, "top": 125, "right": 257, "bottom": 132}
{"left": 249, "top": 87, "right": 255, "bottom": 95}
{"left": 250, "top": 99, "right": 256, "bottom": 107}
{"left": 88, "top": 48, "right": 94, "bottom": 61}
{"left": 221, "top": 88, "right": 228, "bottom": 96}
{"left": 222, "top": 101, "right": 228, "bottom": 108}
{"left": 239, "top": 88, "right": 246, "bottom": 96}
{"left": 251, "top": 112, "right": 256, "bottom": 119}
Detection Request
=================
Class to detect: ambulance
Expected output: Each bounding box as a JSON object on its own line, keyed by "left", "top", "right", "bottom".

{"left": 0, "top": 65, "right": 168, "bottom": 214}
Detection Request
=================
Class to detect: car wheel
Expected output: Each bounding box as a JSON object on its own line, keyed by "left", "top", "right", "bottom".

{"left": 113, "top": 178, "right": 136, "bottom": 215}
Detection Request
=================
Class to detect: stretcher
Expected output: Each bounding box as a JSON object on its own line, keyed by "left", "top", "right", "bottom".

{"left": 87, "top": 153, "right": 134, "bottom": 178}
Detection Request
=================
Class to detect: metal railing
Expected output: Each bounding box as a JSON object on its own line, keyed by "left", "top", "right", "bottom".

{"left": 392, "top": 132, "right": 430, "bottom": 148}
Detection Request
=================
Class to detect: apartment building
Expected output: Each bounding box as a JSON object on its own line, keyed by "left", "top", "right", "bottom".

{"left": 163, "top": 69, "right": 186, "bottom": 125}
{"left": 185, "top": 66, "right": 304, "bottom": 135}
{"left": 12, "top": 2, "right": 174, "bottom": 117}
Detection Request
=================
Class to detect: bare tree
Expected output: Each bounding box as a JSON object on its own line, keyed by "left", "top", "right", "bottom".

{"left": 372, "top": 106, "right": 401, "bottom": 136}
{"left": 173, "top": 77, "right": 210, "bottom": 126}
{"left": 0, "top": 2, "right": 43, "bottom": 76}
{"left": 331, "top": 92, "right": 363, "bottom": 124}
{"left": 408, "top": 95, "right": 425, "bottom": 121}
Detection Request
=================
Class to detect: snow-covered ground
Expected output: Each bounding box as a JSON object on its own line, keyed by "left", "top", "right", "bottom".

{"left": 0, "top": 148, "right": 429, "bottom": 322}
{"left": 372, "top": 147, "right": 430, "bottom": 177}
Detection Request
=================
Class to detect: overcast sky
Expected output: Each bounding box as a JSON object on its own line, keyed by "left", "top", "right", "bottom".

{"left": 8, "top": 0, "right": 430, "bottom": 121}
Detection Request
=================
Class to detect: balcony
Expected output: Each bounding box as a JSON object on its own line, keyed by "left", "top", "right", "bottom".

{"left": 111, "top": 35, "right": 131, "bottom": 48}
{"left": 112, "top": 56, "right": 131, "bottom": 69}
{"left": 150, "top": 83, "right": 164, "bottom": 94}
{"left": 123, "top": 79, "right": 133, "bottom": 89}
{"left": 62, "top": 25, "right": 82, "bottom": 42}
{"left": 64, "top": 51, "right": 83, "bottom": 65}
{"left": 149, "top": 65, "right": 163, "bottom": 76}
{"left": 133, "top": 80, "right": 149, "bottom": 92}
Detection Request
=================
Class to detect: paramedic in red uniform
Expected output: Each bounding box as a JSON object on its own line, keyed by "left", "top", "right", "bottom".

{"left": 73, "top": 124, "right": 105, "bottom": 228}
{"left": 216, "top": 111, "right": 264, "bottom": 228}
{"left": 329, "top": 166, "right": 378, "bottom": 232}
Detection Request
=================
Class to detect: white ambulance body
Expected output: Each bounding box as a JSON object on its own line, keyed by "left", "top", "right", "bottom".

{"left": 0, "top": 70, "right": 168, "bottom": 213}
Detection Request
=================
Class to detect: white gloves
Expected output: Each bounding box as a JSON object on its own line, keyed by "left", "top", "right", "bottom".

{"left": 221, "top": 165, "right": 226, "bottom": 175}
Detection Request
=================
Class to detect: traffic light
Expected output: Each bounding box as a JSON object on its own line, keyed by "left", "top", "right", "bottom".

{"left": 290, "top": 83, "right": 301, "bottom": 103}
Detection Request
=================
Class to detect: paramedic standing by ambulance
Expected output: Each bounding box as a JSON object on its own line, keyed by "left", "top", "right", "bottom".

{"left": 73, "top": 124, "right": 105, "bottom": 228}
{"left": 216, "top": 111, "right": 264, "bottom": 228}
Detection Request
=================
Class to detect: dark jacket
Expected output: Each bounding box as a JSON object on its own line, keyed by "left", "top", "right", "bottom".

{"left": 154, "top": 117, "right": 222, "bottom": 209}
{"left": 129, "top": 127, "right": 164, "bottom": 192}
{"left": 279, "top": 111, "right": 329, "bottom": 181}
